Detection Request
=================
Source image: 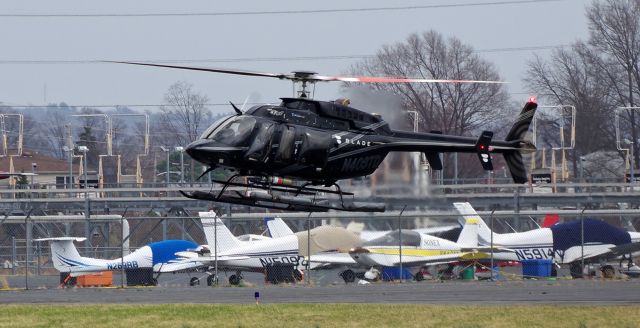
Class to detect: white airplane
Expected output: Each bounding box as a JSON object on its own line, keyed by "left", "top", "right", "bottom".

{"left": 454, "top": 202, "right": 640, "bottom": 278}
{"left": 181, "top": 216, "right": 296, "bottom": 286}
{"left": 345, "top": 215, "right": 512, "bottom": 281}
{"left": 177, "top": 211, "right": 362, "bottom": 285}
{"left": 36, "top": 237, "right": 199, "bottom": 286}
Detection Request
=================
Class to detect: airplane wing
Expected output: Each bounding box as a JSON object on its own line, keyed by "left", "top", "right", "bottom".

{"left": 154, "top": 261, "right": 204, "bottom": 273}
{"left": 309, "top": 253, "right": 357, "bottom": 265}
{"left": 390, "top": 253, "right": 475, "bottom": 267}
{"left": 181, "top": 255, "right": 252, "bottom": 263}
{"left": 388, "top": 248, "right": 514, "bottom": 267}
{"left": 574, "top": 242, "right": 640, "bottom": 262}
{"left": 461, "top": 246, "right": 515, "bottom": 253}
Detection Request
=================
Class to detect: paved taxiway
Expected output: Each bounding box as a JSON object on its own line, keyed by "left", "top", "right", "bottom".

{"left": 2, "top": 279, "right": 639, "bottom": 304}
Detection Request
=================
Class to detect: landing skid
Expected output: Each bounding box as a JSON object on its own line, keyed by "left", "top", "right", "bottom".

{"left": 180, "top": 175, "right": 385, "bottom": 212}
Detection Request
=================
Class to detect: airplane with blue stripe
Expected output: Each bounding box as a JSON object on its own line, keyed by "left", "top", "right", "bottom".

{"left": 36, "top": 237, "right": 199, "bottom": 285}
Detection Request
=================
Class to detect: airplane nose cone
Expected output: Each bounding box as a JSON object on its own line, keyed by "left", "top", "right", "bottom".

{"left": 185, "top": 139, "right": 211, "bottom": 164}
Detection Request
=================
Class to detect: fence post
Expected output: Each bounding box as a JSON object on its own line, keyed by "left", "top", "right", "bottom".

{"left": 121, "top": 215, "right": 125, "bottom": 288}
{"left": 11, "top": 236, "right": 16, "bottom": 275}
{"left": 37, "top": 241, "right": 41, "bottom": 276}
{"left": 490, "top": 209, "right": 496, "bottom": 281}
{"left": 25, "top": 215, "right": 30, "bottom": 290}
{"left": 306, "top": 212, "right": 312, "bottom": 286}
{"left": 580, "top": 207, "right": 586, "bottom": 278}
{"left": 398, "top": 205, "right": 406, "bottom": 283}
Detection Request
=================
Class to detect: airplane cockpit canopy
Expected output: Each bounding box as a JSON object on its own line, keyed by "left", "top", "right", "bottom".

{"left": 361, "top": 230, "right": 421, "bottom": 247}
{"left": 201, "top": 116, "right": 257, "bottom": 146}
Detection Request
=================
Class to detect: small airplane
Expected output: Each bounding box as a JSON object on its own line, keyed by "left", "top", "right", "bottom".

{"left": 36, "top": 237, "right": 199, "bottom": 286}
{"left": 344, "top": 216, "right": 513, "bottom": 282}
{"left": 176, "top": 211, "right": 363, "bottom": 285}
{"left": 111, "top": 61, "right": 538, "bottom": 212}
{"left": 454, "top": 202, "right": 640, "bottom": 278}
{"left": 182, "top": 216, "right": 295, "bottom": 286}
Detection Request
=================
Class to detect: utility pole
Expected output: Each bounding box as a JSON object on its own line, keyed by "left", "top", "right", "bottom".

{"left": 175, "top": 146, "right": 184, "bottom": 184}
{"left": 78, "top": 146, "right": 90, "bottom": 249}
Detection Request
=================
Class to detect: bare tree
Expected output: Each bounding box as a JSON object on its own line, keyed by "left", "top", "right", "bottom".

{"left": 158, "top": 81, "right": 210, "bottom": 147}
{"left": 43, "top": 110, "right": 70, "bottom": 159}
{"left": 348, "top": 30, "right": 510, "bottom": 179}
{"left": 526, "top": 0, "right": 640, "bottom": 178}
{"left": 154, "top": 81, "right": 210, "bottom": 183}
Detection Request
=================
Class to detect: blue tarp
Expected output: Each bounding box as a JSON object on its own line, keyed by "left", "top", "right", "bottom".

{"left": 381, "top": 267, "right": 413, "bottom": 281}
{"left": 550, "top": 219, "right": 630, "bottom": 252}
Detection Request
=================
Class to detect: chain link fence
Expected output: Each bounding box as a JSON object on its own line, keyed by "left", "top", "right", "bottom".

{"left": 1, "top": 208, "right": 639, "bottom": 290}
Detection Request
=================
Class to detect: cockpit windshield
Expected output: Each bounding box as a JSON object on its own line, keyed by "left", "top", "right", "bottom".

{"left": 203, "top": 116, "right": 257, "bottom": 146}
{"left": 200, "top": 115, "right": 233, "bottom": 140}
{"left": 361, "top": 230, "right": 421, "bottom": 247}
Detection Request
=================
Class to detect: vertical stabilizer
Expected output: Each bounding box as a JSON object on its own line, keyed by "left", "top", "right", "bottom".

{"left": 456, "top": 216, "right": 479, "bottom": 247}
{"left": 504, "top": 99, "right": 538, "bottom": 183}
{"left": 36, "top": 237, "right": 86, "bottom": 272}
{"left": 265, "top": 217, "right": 294, "bottom": 238}
{"left": 200, "top": 212, "right": 241, "bottom": 254}
{"left": 453, "top": 202, "right": 495, "bottom": 244}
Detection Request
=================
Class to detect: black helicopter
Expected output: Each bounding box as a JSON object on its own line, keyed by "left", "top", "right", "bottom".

{"left": 113, "top": 61, "right": 537, "bottom": 212}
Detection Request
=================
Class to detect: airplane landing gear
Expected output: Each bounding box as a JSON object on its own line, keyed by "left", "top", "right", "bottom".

{"left": 340, "top": 269, "right": 356, "bottom": 283}
{"left": 229, "top": 272, "right": 243, "bottom": 285}
{"left": 570, "top": 263, "right": 583, "bottom": 279}
{"left": 207, "top": 274, "right": 218, "bottom": 286}
{"left": 189, "top": 277, "right": 200, "bottom": 286}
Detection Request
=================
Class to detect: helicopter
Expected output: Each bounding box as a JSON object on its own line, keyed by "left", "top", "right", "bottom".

{"left": 112, "top": 61, "right": 538, "bottom": 212}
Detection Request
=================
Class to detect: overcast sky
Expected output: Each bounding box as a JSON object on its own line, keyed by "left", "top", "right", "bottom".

{"left": 0, "top": 0, "right": 589, "bottom": 113}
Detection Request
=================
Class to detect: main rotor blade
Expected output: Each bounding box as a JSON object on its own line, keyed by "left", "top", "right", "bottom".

{"left": 313, "top": 75, "right": 506, "bottom": 84}
{"left": 105, "top": 61, "right": 289, "bottom": 79}
{"left": 107, "top": 61, "right": 505, "bottom": 84}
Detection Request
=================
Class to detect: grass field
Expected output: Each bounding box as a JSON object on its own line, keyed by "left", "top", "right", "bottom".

{"left": 0, "top": 304, "right": 639, "bottom": 328}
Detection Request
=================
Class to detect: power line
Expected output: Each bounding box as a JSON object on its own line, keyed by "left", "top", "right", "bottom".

{"left": 0, "top": 45, "right": 567, "bottom": 65}
{"left": 0, "top": 1, "right": 563, "bottom": 18}
{"left": 2, "top": 103, "right": 254, "bottom": 108}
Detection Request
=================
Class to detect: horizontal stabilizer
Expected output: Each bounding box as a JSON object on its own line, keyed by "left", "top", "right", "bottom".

{"left": 475, "top": 131, "right": 493, "bottom": 171}
{"left": 35, "top": 237, "right": 86, "bottom": 242}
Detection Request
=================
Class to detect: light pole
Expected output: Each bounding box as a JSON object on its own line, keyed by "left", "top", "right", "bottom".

{"left": 77, "top": 145, "right": 90, "bottom": 249}
{"left": 63, "top": 146, "right": 73, "bottom": 189}
{"left": 160, "top": 146, "right": 170, "bottom": 186}
{"left": 624, "top": 139, "right": 635, "bottom": 184}
{"left": 30, "top": 163, "right": 37, "bottom": 189}
{"left": 175, "top": 146, "right": 184, "bottom": 184}
{"left": 579, "top": 156, "right": 586, "bottom": 193}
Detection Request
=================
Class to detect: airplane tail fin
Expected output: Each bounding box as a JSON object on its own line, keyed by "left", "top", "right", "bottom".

{"left": 200, "top": 212, "right": 241, "bottom": 254}
{"left": 456, "top": 217, "right": 479, "bottom": 247}
{"left": 35, "top": 237, "right": 86, "bottom": 272}
{"left": 453, "top": 202, "right": 494, "bottom": 244}
{"left": 265, "top": 217, "right": 294, "bottom": 238}
{"left": 503, "top": 99, "right": 538, "bottom": 184}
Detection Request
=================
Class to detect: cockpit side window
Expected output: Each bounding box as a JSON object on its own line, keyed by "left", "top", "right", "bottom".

{"left": 244, "top": 122, "right": 275, "bottom": 162}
